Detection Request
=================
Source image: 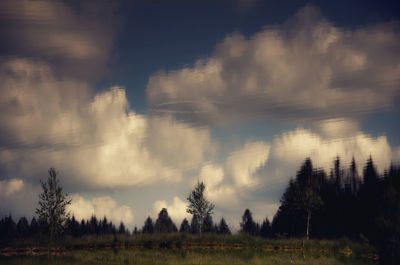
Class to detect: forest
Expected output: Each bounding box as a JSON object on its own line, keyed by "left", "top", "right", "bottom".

{"left": 0, "top": 156, "right": 399, "bottom": 264}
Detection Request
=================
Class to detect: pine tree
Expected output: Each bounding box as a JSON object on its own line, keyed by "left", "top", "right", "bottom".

{"left": 29, "top": 217, "right": 39, "bottom": 237}
{"left": 0, "top": 215, "right": 17, "bottom": 241}
{"left": 89, "top": 216, "right": 99, "bottom": 235}
{"left": 35, "top": 168, "right": 71, "bottom": 242}
{"left": 359, "top": 156, "right": 380, "bottom": 241}
{"left": 190, "top": 215, "right": 200, "bottom": 234}
{"left": 260, "top": 218, "right": 272, "bottom": 238}
{"left": 350, "top": 157, "right": 359, "bottom": 193}
{"left": 240, "top": 209, "right": 258, "bottom": 236}
{"left": 272, "top": 159, "right": 323, "bottom": 239}
{"left": 142, "top": 216, "right": 154, "bottom": 234}
{"left": 296, "top": 159, "right": 323, "bottom": 240}
{"left": 79, "top": 219, "right": 86, "bottom": 236}
{"left": 202, "top": 213, "right": 214, "bottom": 233}
{"left": 217, "top": 218, "right": 231, "bottom": 235}
{"left": 118, "top": 222, "right": 126, "bottom": 234}
{"left": 154, "top": 208, "right": 177, "bottom": 233}
{"left": 179, "top": 218, "right": 191, "bottom": 233}
{"left": 17, "top": 217, "right": 30, "bottom": 238}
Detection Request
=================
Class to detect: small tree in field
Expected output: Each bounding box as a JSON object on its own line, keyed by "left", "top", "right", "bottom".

{"left": 187, "top": 181, "right": 214, "bottom": 236}
{"left": 36, "top": 168, "right": 71, "bottom": 242}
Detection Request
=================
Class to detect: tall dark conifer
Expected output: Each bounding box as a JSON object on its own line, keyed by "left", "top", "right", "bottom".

{"left": 154, "top": 208, "right": 177, "bottom": 233}
{"left": 240, "top": 209, "right": 258, "bottom": 236}
{"left": 179, "top": 218, "right": 191, "bottom": 233}
{"left": 142, "top": 216, "right": 154, "bottom": 234}
{"left": 217, "top": 218, "right": 231, "bottom": 235}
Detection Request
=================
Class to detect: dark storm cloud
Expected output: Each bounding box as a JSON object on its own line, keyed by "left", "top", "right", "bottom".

{"left": 0, "top": 0, "right": 120, "bottom": 79}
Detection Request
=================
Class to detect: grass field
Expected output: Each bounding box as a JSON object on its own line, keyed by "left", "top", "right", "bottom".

{"left": 0, "top": 248, "right": 377, "bottom": 265}
{"left": 0, "top": 235, "right": 378, "bottom": 264}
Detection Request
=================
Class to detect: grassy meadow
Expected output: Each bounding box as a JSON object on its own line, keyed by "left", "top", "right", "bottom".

{"left": 0, "top": 234, "right": 378, "bottom": 265}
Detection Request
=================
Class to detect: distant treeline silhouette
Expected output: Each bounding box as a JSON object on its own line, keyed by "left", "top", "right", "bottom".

{"left": 1, "top": 156, "right": 399, "bottom": 263}
{"left": 0, "top": 208, "right": 231, "bottom": 241}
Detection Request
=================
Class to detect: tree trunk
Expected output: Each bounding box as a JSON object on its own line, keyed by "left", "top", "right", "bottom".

{"left": 306, "top": 209, "right": 311, "bottom": 240}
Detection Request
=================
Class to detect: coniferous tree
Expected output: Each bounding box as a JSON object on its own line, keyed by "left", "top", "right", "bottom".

{"left": 202, "top": 213, "right": 214, "bottom": 233}
{"left": 154, "top": 208, "right": 177, "bottom": 233}
{"left": 0, "top": 214, "right": 17, "bottom": 242}
{"left": 88, "top": 216, "right": 99, "bottom": 235}
{"left": 190, "top": 215, "right": 200, "bottom": 234}
{"left": 142, "top": 216, "right": 154, "bottom": 234}
{"left": 350, "top": 157, "right": 360, "bottom": 193}
{"left": 70, "top": 216, "right": 80, "bottom": 237}
{"left": 334, "top": 156, "right": 344, "bottom": 191}
{"left": 79, "top": 219, "right": 86, "bottom": 236}
{"left": 35, "top": 168, "right": 71, "bottom": 242}
{"left": 259, "top": 218, "right": 272, "bottom": 238}
{"left": 17, "top": 217, "right": 30, "bottom": 238}
{"left": 179, "top": 218, "right": 191, "bottom": 233}
{"left": 29, "top": 217, "right": 39, "bottom": 237}
{"left": 272, "top": 159, "right": 324, "bottom": 239}
{"left": 217, "top": 218, "right": 231, "bottom": 235}
{"left": 118, "top": 222, "right": 126, "bottom": 234}
{"left": 297, "top": 159, "right": 323, "bottom": 240}
{"left": 272, "top": 179, "right": 304, "bottom": 237}
{"left": 359, "top": 156, "right": 380, "bottom": 241}
{"left": 383, "top": 165, "right": 400, "bottom": 264}
{"left": 240, "top": 209, "right": 258, "bottom": 236}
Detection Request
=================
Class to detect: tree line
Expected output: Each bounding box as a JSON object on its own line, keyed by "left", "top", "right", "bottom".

{"left": 0, "top": 208, "right": 231, "bottom": 243}
{"left": 272, "top": 156, "right": 400, "bottom": 264}
{"left": 0, "top": 157, "right": 399, "bottom": 263}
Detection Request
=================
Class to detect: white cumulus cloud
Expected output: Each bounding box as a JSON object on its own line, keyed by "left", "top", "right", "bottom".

{"left": 67, "top": 194, "right": 134, "bottom": 227}
{"left": 0, "top": 59, "right": 214, "bottom": 189}
{"left": 197, "top": 163, "right": 236, "bottom": 208}
{"left": 271, "top": 128, "right": 392, "bottom": 175}
{"left": 227, "top": 141, "right": 270, "bottom": 187}
{"left": 147, "top": 6, "right": 400, "bottom": 125}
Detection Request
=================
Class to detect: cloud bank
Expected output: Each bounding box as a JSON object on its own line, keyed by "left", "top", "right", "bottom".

{"left": 0, "top": 59, "right": 215, "bottom": 189}
{"left": 147, "top": 6, "right": 400, "bottom": 125}
{"left": 0, "top": 0, "right": 118, "bottom": 79}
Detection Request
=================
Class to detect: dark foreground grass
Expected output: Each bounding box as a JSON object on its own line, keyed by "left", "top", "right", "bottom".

{"left": 0, "top": 248, "right": 377, "bottom": 265}
{"left": 0, "top": 235, "right": 378, "bottom": 264}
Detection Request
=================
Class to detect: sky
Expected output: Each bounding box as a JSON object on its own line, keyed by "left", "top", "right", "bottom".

{"left": 0, "top": 0, "right": 400, "bottom": 231}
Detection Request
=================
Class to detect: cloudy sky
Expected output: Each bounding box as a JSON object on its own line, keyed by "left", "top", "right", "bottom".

{"left": 0, "top": 0, "right": 399, "bottom": 231}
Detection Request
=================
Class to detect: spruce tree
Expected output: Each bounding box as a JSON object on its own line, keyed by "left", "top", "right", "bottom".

{"left": 240, "top": 209, "right": 258, "bottom": 236}
{"left": 260, "top": 218, "right": 272, "bottom": 238}
{"left": 202, "top": 213, "right": 214, "bottom": 233}
{"left": 218, "top": 218, "right": 231, "bottom": 235}
{"left": 142, "top": 216, "right": 154, "bottom": 234}
{"left": 118, "top": 222, "right": 126, "bottom": 234}
{"left": 154, "top": 208, "right": 177, "bottom": 233}
{"left": 179, "top": 218, "right": 191, "bottom": 233}
{"left": 190, "top": 215, "right": 200, "bottom": 234}
{"left": 17, "top": 217, "right": 30, "bottom": 238}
